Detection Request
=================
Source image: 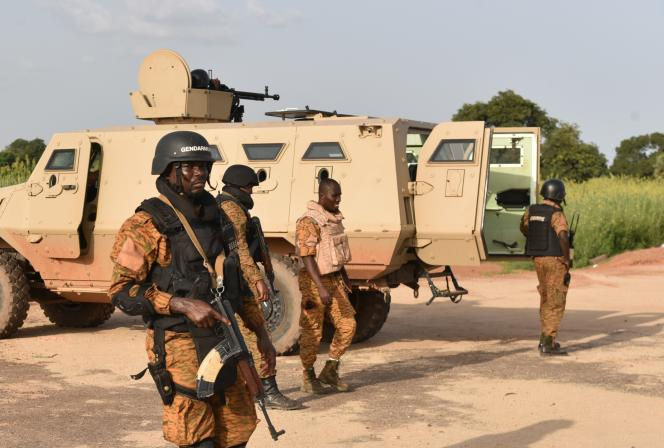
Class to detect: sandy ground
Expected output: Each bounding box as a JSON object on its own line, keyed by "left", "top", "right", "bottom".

{"left": 1, "top": 250, "right": 664, "bottom": 448}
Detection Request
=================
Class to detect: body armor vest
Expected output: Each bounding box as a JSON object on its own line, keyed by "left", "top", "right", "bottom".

{"left": 138, "top": 197, "right": 223, "bottom": 304}
{"left": 216, "top": 193, "right": 261, "bottom": 262}
{"left": 298, "top": 201, "right": 352, "bottom": 275}
{"left": 525, "top": 204, "right": 563, "bottom": 257}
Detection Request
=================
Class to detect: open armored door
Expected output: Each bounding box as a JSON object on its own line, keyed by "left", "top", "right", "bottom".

{"left": 414, "top": 121, "right": 490, "bottom": 266}
{"left": 483, "top": 128, "right": 540, "bottom": 257}
{"left": 26, "top": 134, "right": 92, "bottom": 259}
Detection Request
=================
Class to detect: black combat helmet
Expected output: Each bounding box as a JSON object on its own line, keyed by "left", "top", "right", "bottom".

{"left": 151, "top": 131, "right": 214, "bottom": 175}
{"left": 190, "top": 69, "right": 210, "bottom": 89}
{"left": 540, "top": 179, "right": 566, "bottom": 203}
{"left": 222, "top": 164, "right": 259, "bottom": 187}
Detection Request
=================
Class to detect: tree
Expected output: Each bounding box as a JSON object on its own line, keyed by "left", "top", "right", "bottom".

{"left": 452, "top": 89, "right": 558, "bottom": 137}
{"left": 610, "top": 133, "right": 664, "bottom": 178}
{"left": 540, "top": 123, "right": 608, "bottom": 182}
{"left": 0, "top": 138, "right": 46, "bottom": 166}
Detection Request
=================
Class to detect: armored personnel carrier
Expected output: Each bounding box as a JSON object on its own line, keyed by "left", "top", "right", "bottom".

{"left": 0, "top": 49, "right": 539, "bottom": 353}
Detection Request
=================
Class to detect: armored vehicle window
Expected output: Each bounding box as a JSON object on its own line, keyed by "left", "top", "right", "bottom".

{"left": 303, "top": 142, "right": 346, "bottom": 160}
{"left": 430, "top": 140, "right": 475, "bottom": 162}
{"left": 490, "top": 146, "right": 521, "bottom": 165}
{"left": 242, "top": 143, "right": 284, "bottom": 161}
{"left": 209, "top": 145, "right": 224, "bottom": 162}
{"left": 406, "top": 129, "right": 431, "bottom": 163}
{"left": 45, "top": 149, "right": 76, "bottom": 171}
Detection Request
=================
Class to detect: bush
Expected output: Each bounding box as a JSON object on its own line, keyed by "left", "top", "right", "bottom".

{"left": 0, "top": 157, "right": 36, "bottom": 188}
{"left": 565, "top": 177, "right": 664, "bottom": 267}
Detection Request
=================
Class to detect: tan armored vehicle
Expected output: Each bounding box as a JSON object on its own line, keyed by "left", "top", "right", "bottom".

{"left": 0, "top": 50, "right": 539, "bottom": 352}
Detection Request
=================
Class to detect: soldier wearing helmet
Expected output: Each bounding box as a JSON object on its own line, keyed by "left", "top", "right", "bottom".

{"left": 520, "top": 179, "right": 571, "bottom": 356}
{"left": 216, "top": 164, "right": 302, "bottom": 410}
{"left": 109, "top": 131, "right": 269, "bottom": 447}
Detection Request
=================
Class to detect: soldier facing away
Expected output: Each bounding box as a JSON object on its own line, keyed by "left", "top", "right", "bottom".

{"left": 216, "top": 163, "right": 302, "bottom": 410}
{"left": 520, "top": 179, "right": 571, "bottom": 356}
{"left": 296, "top": 178, "right": 356, "bottom": 393}
{"left": 109, "top": 131, "right": 273, "bottom": 447}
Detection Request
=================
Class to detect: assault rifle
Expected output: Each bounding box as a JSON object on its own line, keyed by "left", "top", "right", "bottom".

{"left": 196, "top": 289, "right": 285, "bottom": 441}
{"left": 251, "top": 217, "right": 278, "bottom": 320}
{"left": 569, "top": 212, "right": 580, "bottom": 268}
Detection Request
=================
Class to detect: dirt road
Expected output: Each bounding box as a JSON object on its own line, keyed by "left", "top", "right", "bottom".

{"left": 2, "top": 253, "right": 663, "bottom": 447}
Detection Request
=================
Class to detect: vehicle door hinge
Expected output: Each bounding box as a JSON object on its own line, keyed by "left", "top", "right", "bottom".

{"left": 407, "top": 181, "right": 433, "bottom": 195}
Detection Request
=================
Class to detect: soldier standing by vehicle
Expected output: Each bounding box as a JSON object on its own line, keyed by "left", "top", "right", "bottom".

{"left": 520, "top": 179, "right": 571, "bottom": 356}
{"left": 217, "top": 164, "right": 302, "bottom": 410}
{"left": 296, "top": 178, "right": 356, "bottom": 393}
{"left": 109, "top": 131, "right": 274, "bottom": 447}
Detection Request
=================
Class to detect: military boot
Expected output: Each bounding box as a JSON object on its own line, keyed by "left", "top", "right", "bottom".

{"left": 539, "top": 335, "right": 567, "bottom": 356}
{"left": 261, "top": 375, "right": 304, "bottom": 410}
{"left": 318, "top": 359, "right": 352, "bottom": 392}
{"left": 301, "top": 368, "right": 332, "bottom": 395}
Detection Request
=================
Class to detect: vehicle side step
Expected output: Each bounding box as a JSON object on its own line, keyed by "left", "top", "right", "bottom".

{"left": 419, "top": 265, "right": 468, "bottom": 305}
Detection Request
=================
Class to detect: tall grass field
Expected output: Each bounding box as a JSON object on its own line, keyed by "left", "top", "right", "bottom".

{"left": 566, "top": 177, "right": 664, "bottom": 267}
{"left": 0, "top": 158, "right": 36, "bottom": 188}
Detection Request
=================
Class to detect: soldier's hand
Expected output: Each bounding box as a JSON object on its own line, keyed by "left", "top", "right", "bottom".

{"left": 319, "top": 286, "right": 332, "bottom": 305}
{"left": 170, "top": 297, "right": 230, "bottom": 328}
{"left": 256, "top": 279, "right": 269, "bottom": 302}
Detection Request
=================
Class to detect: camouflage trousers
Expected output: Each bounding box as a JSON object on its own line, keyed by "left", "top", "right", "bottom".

{"left": 146, "top": 329, "right": 257, "bottom": 447}
{"left": 534, "top": 257, "right": 569, "bottom": 340}
{"left": 238, "top": 317, "right": 274, "bottom": 378}
{"left": 298, "top": 270, "right": 356, "bottom": 369}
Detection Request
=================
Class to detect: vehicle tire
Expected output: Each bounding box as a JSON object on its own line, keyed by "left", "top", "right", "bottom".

{"left": 322, "top": 288, "right": 390, "bottom": 344}
{"left": 0, "top": 252, "right": 30, "bottom": 339}
{"left": 40, "top": 301, "right": 115, "bottom": 328}
{"left": 267, "top": 256, "right": 301, "bottom": 355}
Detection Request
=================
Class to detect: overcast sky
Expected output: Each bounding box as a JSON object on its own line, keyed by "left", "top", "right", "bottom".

{"left": 2, "top": 0, "right": 663, "bottom": 161}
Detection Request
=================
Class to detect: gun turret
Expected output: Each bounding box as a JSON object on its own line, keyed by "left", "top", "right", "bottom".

{"left": 129, "top": 49, "right": 279, "bottom": 124}
{"left": 207, "top": 82, "right": 279, "bottom": 123}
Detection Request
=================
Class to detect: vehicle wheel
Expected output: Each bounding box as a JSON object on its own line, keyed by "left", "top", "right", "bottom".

{"left": 322, "top": 288, "right": 390, "bottom": 344}
{"left": 0, "top": 252, "right": 30, "bottom": 339}
{"left": 267, "top": 256, "right": 301, "bottom": 355}
{"left": 40, "top": 301, "right": 114, "bottom": 328}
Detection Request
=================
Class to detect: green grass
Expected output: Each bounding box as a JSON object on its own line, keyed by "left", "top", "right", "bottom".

{"left": 497, "top": 260, "right": 536, "bottom": 274}
{"left": 565, "top": 177, "right": 664, "bottom": 267}
{"left": 0, "top": 157, "right": 36, "bottom": 188}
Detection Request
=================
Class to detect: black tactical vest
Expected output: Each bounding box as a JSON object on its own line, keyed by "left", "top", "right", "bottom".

{"left": 216, "top": 193, "right": 261, "bottom": 262}
{"left": 138, "top": 197, "right": 223, "bottom": 303}
{"left": 525, "top": 204, "right": 563, "bottom": 257}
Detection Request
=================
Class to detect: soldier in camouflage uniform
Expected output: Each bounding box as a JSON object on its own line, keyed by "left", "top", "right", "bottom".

{"left": 109, "top": 131, "right": 274, "bottom": 447}
{"left": 521, "top": 179, "right": 571, "bottom": 356}
{"left": 296, "top": 178, "right": 356, "bottom": 393}
{"left": 216, "top": 164, "right": 301, "bottom": 410}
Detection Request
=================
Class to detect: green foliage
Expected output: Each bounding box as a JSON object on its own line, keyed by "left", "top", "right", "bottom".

{"left": 452, "top": 89, "right": 558, "bottom": 137}
{"left": 497, "top": 260, "right": 535, "bottom": 274}
{"left": 452, "top": 90, "right": 609, "bottom": 182}
{"left": 540, "top": 123, "right": 608, "bottom": 182}
{"left": 654, "top": 152, "right": 664, "bottom": 179}
{"left": 565, "top": 177, "right": 664, "bottom": 267}
{"left": 0, "top": 156, "right": 36, "bottom": 188}
{"left": 610, "top": 133, "right": 664, "bottom": 178}
{"left": 0, "top": 138, "right": 46, "bottom": 166}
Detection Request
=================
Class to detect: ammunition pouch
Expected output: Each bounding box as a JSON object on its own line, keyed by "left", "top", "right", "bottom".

{"left": 132, "top": 316, "right": 200, "bottom": 405}
{"left": 147, "top": 360, "right": 176, "bottom": 405}
{"left": 222, "top": 252, "right": 250, "bottom": 305}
